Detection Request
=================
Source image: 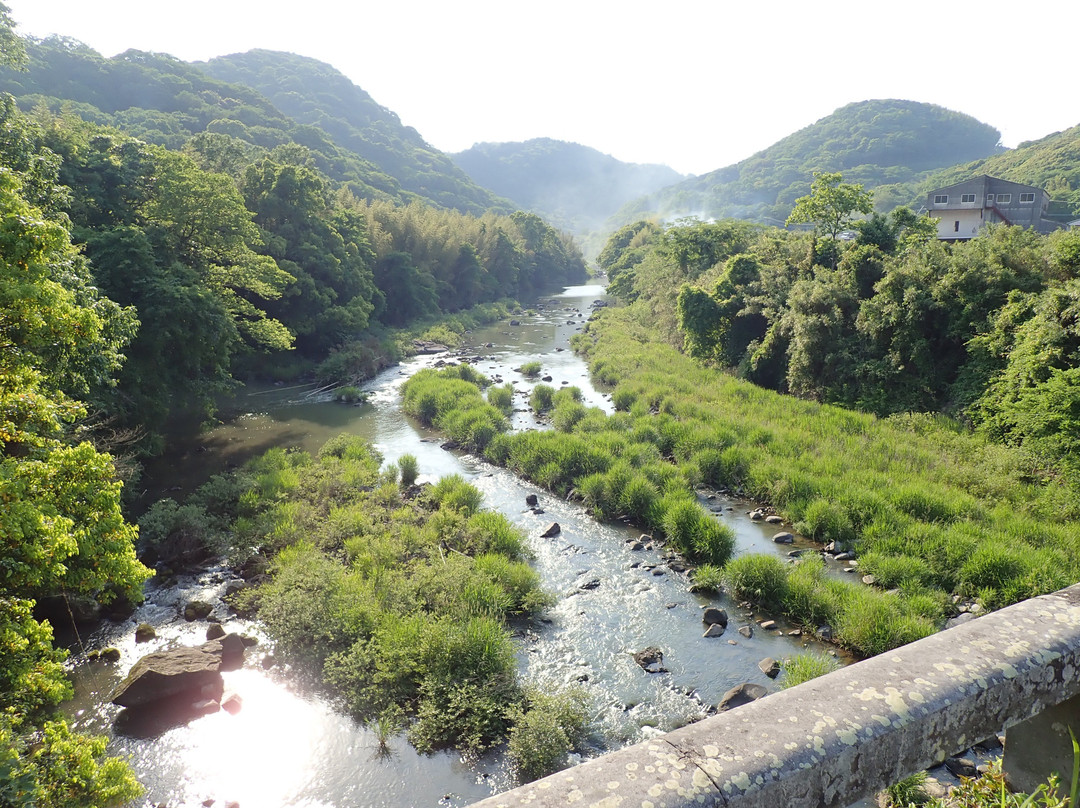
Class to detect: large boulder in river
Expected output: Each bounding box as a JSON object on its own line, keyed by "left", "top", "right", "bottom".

{"left": 110, "top": 645, "right": 225, "bottom": 709}
{"left": 110, "top": 635, "right": 246, "bottom": 708}
{"left": 540, "top": 522, "right": 561, "bottom": 538}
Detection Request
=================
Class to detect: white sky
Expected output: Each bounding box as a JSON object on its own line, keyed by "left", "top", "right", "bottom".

{"left": 7, "top": 0, "right": 1080, "bottom": 176}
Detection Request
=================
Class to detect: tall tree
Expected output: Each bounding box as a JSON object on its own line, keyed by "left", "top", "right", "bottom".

{"left": 786, "top": 171, "right": 872, "bottom": 241}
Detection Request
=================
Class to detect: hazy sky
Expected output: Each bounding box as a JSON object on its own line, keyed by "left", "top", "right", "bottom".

{"left": 7, "top": 0, "right": 1080, "bottom": 176}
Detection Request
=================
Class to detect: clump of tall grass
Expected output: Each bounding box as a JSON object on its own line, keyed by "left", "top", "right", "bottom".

{"left": 529, "top": 384, "right": 555, "bottom": 413}
{"left": 519, "top": 361, "right": 543, "bottom": 377}
{"left": 778, "top": 653, "right": 840, "bottom": 689}
{"left": 724, "top": 554, "right": 789, "bottom": 608}
{"left": 487, "top": 382, "right": 515, "bottom": 414}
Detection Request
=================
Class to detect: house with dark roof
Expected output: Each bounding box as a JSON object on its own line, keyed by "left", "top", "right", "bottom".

{"left": 926, "top": 175, "right": 1063, "bottom": 240}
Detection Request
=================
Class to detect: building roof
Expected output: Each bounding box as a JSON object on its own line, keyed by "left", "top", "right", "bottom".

{"left": 928, "top": 174, "right": 1045, "bottom": 195}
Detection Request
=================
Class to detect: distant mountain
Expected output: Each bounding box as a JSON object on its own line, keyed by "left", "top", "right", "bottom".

{"left": 452, "top": 138, "right": 684, "bottom": 233}
{"left": 613, "top": 100, "right": 1004, "bottom": 226}
{"left": 0, "top": 38, "right": 511, "bottom": 215}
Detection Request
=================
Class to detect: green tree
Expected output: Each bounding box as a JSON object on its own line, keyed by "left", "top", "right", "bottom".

{"left": 1, "top": 166, "right": 147, "bottom": 805}
{"left": 786, "top": 171, "right": 872, "bottom": 241}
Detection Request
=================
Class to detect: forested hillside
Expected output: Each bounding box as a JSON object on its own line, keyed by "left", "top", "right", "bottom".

{"left": 0, "top": 37, "right": 511, "bottom": 214}
{"left": 201, "top": 50, "right": 508, "bottom": 214}
{"left": 615, "top": 100, "right": 1003, "bottom": 226}
{"left": 452, "top": 138, "right": 684, "bottom": 233}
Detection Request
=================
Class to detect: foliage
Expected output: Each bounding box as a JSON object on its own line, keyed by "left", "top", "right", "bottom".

{"left": 689, "top": 564, "right": 725, "bottom": 593}
{"left": 0, "top": 104, "right": 148, "bottom": 803}
{"left": 568, "top": 298, "right": 1080, "bottom": 654}
{"left": 885, "top": 771, "right": 930, "bottom": 807}
{"left": 397, "top": 453, "right": 418, "bottom": 487}
{"left": 333, "top": 385, "right": 365, "bottom": 404}
{"left": 507, "top": 687, "right": 590, "bottom": 782}
{"left": 723, "top": 555, "right": 789, "bottom": 608}
{"left": 529, "top": 384, "right": 555, "bottom": 413}
{"left": 786, "top": 171, "right": 873, "bottom": 241}
{"left": 778, "top": 653, "right": 840, "bottom": 689}
{"left": 925, "top": 759, "right": 1070, "bottom": 808}
{"left": 520, "top": 361, "right": 543, "bottom": 377}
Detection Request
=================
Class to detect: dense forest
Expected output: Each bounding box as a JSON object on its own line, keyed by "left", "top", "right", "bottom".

{"left": 599, "top": 195, "right": 1080, "bottom": 477}
{"left": 614, "top": 100, "right": 1006, "bottom": 225}
{"left": 0, "top": 37, "right": 512, "bottom": 214}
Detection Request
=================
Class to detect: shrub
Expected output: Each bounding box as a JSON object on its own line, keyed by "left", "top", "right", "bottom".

{"left": 430, "top": 474, "right": 484, "bottom": 516}
{"left": 724, "top": 554, "right": 789, "bottom": 608}
{"left": 487, "top": 383, "right": 515, "bottom": 414}
{"left": 138, "top": 499, "right": 220, "bottom": 564}
{"left": 507, "top": 688, "right": 590, "bottom": 782}
{"left": 529, "top": 384, "right": 555, "bottom": 413}
{"left": 520, "top": 361, "right": 543, "bottom": 377}
{"left": 397, "top": 454, "right": 419, "bottom": 487}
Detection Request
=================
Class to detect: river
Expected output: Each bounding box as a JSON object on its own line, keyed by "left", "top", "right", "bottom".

{"left": 64, "top": 283, "right": 845, "bottom": 808}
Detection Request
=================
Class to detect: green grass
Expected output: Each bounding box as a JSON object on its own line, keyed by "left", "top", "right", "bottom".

{"left": 520, "top": 361, "right": 543, "bottom": 377}
{"left": 571, "top": 306, "right": 1080, "bottom": 647}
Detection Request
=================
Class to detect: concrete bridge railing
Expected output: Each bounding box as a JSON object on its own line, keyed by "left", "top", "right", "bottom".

{"left": 467, "top": 583, "right": 1080, "bottom": 808}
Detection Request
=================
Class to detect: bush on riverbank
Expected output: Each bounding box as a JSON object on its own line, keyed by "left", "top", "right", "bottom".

{"left": 159, "top": 434, "right": 587, "bottom": 761}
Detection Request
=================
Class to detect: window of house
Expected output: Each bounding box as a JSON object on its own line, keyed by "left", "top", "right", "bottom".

{"left": 997, "top": 194, "right": 1011, "bottom": 204}
{"left": 961, "top": 193, "right": 977, "bottom": 203}
{"left": 934, "top": 194, "right": 948, "bottom": 204}
{"left": 954, "top": 221, "right": 960, "bottom": 232}
{"left": 986, "top": 194, "right": 995, "bottom": 202}
{"left": 1020, "top": 193, "right": 1035, "bottom": 203}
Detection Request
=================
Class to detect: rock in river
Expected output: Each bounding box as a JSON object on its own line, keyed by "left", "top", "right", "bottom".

{"left": 540, "top": 522, "right": 561, "bottom": 538}
{"left": 702, "top": 607, "right": 728, "bottom": 627}
{"left": 717, "top": 683, "right": 768, "bottom": 712}
{"left": 632, "top": 646, "right": 668, "bottom": 674}
{"left": 110, "top": 635, "right": 246, "bottom": 709}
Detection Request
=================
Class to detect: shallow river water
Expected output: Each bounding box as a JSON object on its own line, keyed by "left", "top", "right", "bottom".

{"left": 65, "top": 284, "right": 847, "bottom": 808}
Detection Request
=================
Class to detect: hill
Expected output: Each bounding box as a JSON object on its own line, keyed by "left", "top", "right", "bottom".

{"left": 452, "top": 138, "right": 684, "bottom": 233}
{"left": 200, "top": 50, "right": 508, "bottom": 214}
{"left": 0, "top": 37, "right": 510, "bottom": 215}
{"left": 613, "top": 99, "right": 1003, "bottom": 226}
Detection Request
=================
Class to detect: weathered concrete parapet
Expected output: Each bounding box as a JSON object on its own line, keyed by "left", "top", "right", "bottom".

{"left": 468, "top": 584, "right": 1080, "bottom": 808}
